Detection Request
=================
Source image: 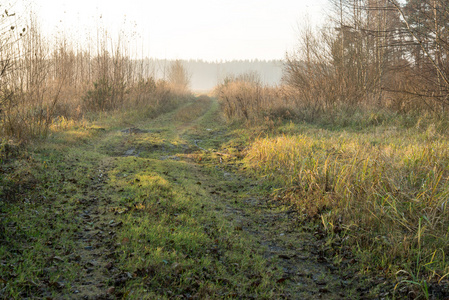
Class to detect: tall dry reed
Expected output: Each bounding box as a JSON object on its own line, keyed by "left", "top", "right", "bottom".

{"left": 245, "top": 128, "right": 449, "bottom": 285}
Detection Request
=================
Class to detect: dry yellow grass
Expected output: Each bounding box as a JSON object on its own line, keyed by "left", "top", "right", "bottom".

{"left": 244, "top": 125, "right": 449, "bottom": 290}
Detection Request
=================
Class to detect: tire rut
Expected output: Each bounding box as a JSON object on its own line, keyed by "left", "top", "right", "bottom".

{"left": 62, "top": 158, "right": 118, "bottom": 299}
{"left": 200, "top": 169, "right": 361, "bottom": 299}
{"left": 173, "top": 99, "right": 365, "bottom": 298}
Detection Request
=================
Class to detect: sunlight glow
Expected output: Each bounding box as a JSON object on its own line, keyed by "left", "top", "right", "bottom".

{"left": 33, "top": 0, "right": 328, "bottom": 61}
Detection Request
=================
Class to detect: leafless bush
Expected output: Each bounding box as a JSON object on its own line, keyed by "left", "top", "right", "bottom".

{"left": 0, "top": 12, "right": 190, "bottom": 142}
{"left": 0, "top": 16, "right": 65, "bottom": 140}
{"left": 283, "top": 0, "right": 449, "bottom": 118}
{"left": 215, "top": 72, "right": 285, "bottom": 122}
{"left": 167, "top": 60, "right": 190, "bottom": 95}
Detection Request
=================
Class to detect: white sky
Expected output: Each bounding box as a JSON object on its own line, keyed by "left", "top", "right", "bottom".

{"left": 31, "top": 0, "right": 329, "bottom": 61}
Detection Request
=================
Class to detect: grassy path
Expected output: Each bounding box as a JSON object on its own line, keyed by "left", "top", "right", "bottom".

{"left": 1, "top": 97, "right": 370, "bottom": 299}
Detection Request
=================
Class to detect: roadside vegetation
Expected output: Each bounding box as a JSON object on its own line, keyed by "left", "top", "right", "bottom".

{"left": 243, "top": 123, "right": 449, "bottom": 297}
{"left": 0, "top": 10, "right": 192, "bottom": 144}
{"left": 214, "top": 0, "right": 449, "bottom": 298}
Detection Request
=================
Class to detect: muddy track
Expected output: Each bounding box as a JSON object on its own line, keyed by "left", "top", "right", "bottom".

{"left": 65, "top": 158, "right": 117, "bottom": 299}
{"left": 186, "top": 159, "right": 364, "bottom": 299}
{"left": 212, "top": 190, "right": 362, "bottom": 299}
{"left": 172, "top": 102, "right": 366, "bottom": 299}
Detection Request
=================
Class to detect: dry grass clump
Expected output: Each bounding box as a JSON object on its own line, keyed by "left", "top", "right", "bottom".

{"left": 215, "top": 72, "right": 287, "bottom": 123}
{"left": 244, "top": 126, "right": 449, "bottom": 287}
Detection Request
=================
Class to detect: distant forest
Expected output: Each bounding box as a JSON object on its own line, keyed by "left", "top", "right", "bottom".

{"left": 137, "top": 59, "right": 284, "bottom": 91}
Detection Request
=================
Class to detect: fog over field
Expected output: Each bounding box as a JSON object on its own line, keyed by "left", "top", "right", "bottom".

{"left": 144, "top": 59, "right": 283, "bottom": 91}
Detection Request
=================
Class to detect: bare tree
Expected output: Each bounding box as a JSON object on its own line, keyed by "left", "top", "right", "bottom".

{"left": 396, "top": 1, "right": 449, "bottom": 94}
{"left": 167, "top": 60, "right": 190, "bottom": 94}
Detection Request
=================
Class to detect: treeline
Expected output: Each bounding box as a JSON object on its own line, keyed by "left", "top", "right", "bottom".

{"left": 218, "top": 0, "right": 449, "bottom": 124}
{"left": 285, "top": 0, "right": 449, "bottom": 114}
{"left": 185, "top": 59, "right": 283, "bottom": 91}
{"left": 136, "top": 58, "right": 283, "bottom": 91}
{"left": 0, "top": 13, "right": 191, "bottom": 142}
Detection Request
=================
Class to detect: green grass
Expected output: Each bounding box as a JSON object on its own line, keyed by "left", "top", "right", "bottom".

{"left": 108, "top": 157, "right": 279, "bottom": 298}
{"left": 0, "top": 98, "right": 285, "bottom": 299}
{"left": 0, "top": 132, "right": 105, "bottom": 298}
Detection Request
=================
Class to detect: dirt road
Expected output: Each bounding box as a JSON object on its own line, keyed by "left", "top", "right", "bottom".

{"left": 1, "top": 97, "right": 371, "bottom": 299}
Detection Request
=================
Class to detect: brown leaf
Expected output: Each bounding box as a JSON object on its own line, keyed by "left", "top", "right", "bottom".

{"left": 49, "top": 281, "right": 65, "bottom": 289}
{"left": 251, "top": 280, "right": 261, "bottom": 287}
{"left": 276, "top": 277, "right": 288, "bottom": 284}
{"left": 52, "top": 256, "right": 64, "bottom": 262}
{"left": 105, "top": 262, "right": 113, "bottom": 270}
{"left": 110, "top": 221, "right": 123, "bottom": 227}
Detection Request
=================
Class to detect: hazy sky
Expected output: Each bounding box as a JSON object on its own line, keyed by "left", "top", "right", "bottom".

{"left": 33, "top": 0, "right": 329, "bottom": 61}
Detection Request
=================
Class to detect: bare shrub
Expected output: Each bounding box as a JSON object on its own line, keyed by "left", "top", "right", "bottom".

{"left": 1, "top": 16, "right": 66, "bottom": 140}
{"left": 167, "top": 60, "right": 191, "bottom": 95}
{"left": 283, "top": 0, "right": 449, "bottom": 119}
{"left": 0, "top": 13, "right": 191, "bottom": 141}
{"left": 215, "top": 72, "right": 285, "bottom": 122}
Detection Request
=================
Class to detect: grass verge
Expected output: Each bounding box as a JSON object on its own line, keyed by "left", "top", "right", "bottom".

{"left": 243, "top": 121, "right": 449, "bottom": 298}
